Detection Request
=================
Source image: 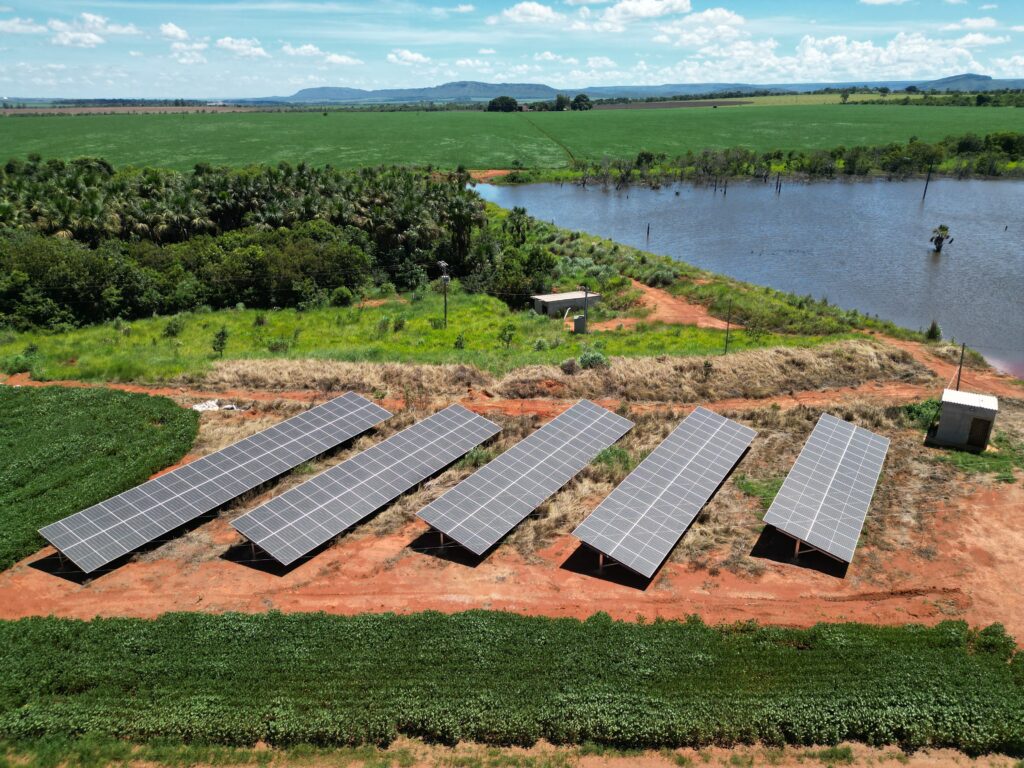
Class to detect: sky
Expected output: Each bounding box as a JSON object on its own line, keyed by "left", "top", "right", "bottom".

{"left": 1, "top": 0, "right": 1023, "bottom": 98}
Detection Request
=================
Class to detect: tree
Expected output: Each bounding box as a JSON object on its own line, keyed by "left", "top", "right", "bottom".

{"left": 497, "top": 321, "right": 515, "bottom": 349}
{"left": 930, "top": 225, "right": 952, "bottom": 253}
{"left": 571, "top": 93, "right": 593, "bottom": 111}
{"left": 839, "top": 89, "right": 851, "bottom": 104}
{"left": 487, "top": 96, "right": 519, "bottom": 112}
{"left": 878, "top": 87, "right": 890, "bottom": 97}
{"left": 554, "top": 93, "right": 571, "bottom": 111}
{"left": 212, "top": 325, "right": 229, "bottom": 357}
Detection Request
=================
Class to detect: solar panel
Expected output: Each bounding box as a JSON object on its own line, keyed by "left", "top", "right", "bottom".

{"left": 763, "top": 412, "right": 890, "bottom": 563}
{"left": 39, "top": 392, "right": 391, "bottom": 573}
{"left": 573, "top": 407, "right": 755, "bottom": 578}
{"left": 231, "top": 405, "right": 501, "bottom": 565}
{"left": 417, "top": 400, "right": 634, "bottom": 556}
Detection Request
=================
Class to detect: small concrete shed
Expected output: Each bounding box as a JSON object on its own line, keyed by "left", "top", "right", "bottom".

{"left": 932, "top": 389, "right": 998, "bottom": 451}
{"left": 531, "top": 290, "right": 600, "bottom": 317}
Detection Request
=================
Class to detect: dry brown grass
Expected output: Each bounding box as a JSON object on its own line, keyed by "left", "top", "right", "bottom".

{"left": 495, "top": 340, "right": 932, "bottom": 402}
{"left": 198, "top": 359, "right": 491, "bottom": 398}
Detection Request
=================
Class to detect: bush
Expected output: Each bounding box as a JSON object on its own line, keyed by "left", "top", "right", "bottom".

{"left": 162, "top": 315, "right": 186, "bottom": 339}
{"left": 533, "top": 338, "right": 549, "bottom": 351}
{"left": 560, "top": 358, "right": 580, "bottom": 375}
{"left": 454, "top": 332, "right": 466, "bottom": 350}
{"left": 330, "top": 286, "right": 354, "bottom": 307}
{"left": 926, "top": 320, "right": 942, "bottom": 341}
{"left": 579, "top": 348, "right": 609, "bottom": 370}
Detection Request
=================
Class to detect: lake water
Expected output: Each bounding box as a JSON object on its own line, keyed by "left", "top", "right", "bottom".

{"left": 477, "top": 179, "right": 1024, "bottom": 378}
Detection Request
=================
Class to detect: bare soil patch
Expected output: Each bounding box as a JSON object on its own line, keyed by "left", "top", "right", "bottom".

{"left": 584, "top": 279, "right": 732, "bottom": 331}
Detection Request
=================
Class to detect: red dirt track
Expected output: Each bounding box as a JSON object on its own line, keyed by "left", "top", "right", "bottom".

{"left": 1, "top": 287, "right": 1022, "bottom": 635}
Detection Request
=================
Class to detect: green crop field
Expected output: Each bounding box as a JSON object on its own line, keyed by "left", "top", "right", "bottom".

{"left": 0, "top": 387, "right": 198, "bottom": 570}
{"left": 1, "top": 105, "right": 1020, "bottom": 170}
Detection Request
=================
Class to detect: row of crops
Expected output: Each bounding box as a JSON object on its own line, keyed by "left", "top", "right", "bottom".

{"left": 1, "top": 611, "right": 1021, "bottom": 754}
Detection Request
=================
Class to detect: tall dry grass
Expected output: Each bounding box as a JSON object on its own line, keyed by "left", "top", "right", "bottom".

{"left": 496, "top": 340, "right": 931, "bottom": 402}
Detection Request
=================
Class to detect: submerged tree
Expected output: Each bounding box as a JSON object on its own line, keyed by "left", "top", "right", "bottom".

{"left": 930, "top": 224, "right": 953, "bottom": 253}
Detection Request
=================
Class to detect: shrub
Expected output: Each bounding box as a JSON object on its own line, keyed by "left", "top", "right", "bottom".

{"left": 330, "top": 286, "right": 354, "bottom": 307}
{"left": 533, "top": 338, "right": 549, "bottom": 351}
{"left": 579, "top": 348, "right": 609, "bottom": 370}
{"left": 393, "top": 317, "right": 406, "bottom": 333}
{"left": 926, "top": 320, "right": 942, "bottom": 341}
{"left": 560, "top": 358, "right": 580, "bottom": 375}
{"left": 253, "top": 312, "right": 268, "bottom": 327}
{"left": 454, "top": 332, "right": 466, "bottom": 350}
{"left": 162, "top": 315, "right": 186, "bottom": 339}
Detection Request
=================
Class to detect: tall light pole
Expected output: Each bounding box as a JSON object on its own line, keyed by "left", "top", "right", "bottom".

{"left": 438, "top": 260, "right": 450, "bottom": 329}
{"left": 579, "top": 283, "right": 589, "bottom": 334}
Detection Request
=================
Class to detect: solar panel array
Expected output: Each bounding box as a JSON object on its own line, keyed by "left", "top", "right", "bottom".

{"left": 417, "top": 400, "right": 634, "bottom": 555}
{"left": 232, "top": 405, "right": 501, "bottom": 565}
{"left": 573, "top": 407, "right": 755, "bottom": 578}
{"left": 39, "top": 392, "right": 391, "bottom": 573}
{"left": 763, "top": 412, "right": 890, "bottom": 563}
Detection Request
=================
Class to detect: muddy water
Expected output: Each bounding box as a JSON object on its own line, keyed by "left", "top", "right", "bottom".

{"left": 477, "top": 179, "right": 1024, "bottom": 377}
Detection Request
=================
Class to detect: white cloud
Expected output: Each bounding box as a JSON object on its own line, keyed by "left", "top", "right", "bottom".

{"left": 478, "top": 47, "right": 496, "bottom": 54}
{"left": 1010, "top": 25, "right": 1024, "bottom": 32}
{"left": 944, "top": 0, "right": 967, "bottom": 4}
{"left": 159, "top": 22, "right": 188, "bottom": 40}
{"left": 859, "top": 0, "right": 910, "bottom": 4}
{"left": 432, "top": 3, "right": 474, "bottom": 13}
{"left": 486, "top": 2, "right": 565, "bottom": 25}
{"left": 583, "top": 0, "right": 693, "bottom": 33}
{"left": 534, "top": 50, "right": 579, "bottom": 64}
{"left": 215, "top": 36, "right": 269, "bottom": 57}
{"left": 48, "top": 13, "right": 140, "bottom": 47}
{"left": 992, "top": 54, "right": 1023, "bottom": 76}
{"left": 587, "top": 55, "right": 616, "bottom": 68}
{"left": 456, "top": 57, "right": 491, "bottom": 68}
{"left": 387, "top": 48, "right": 430, "bottom": 64}
{"left": 980, "top": 4, "right": 998, "bottom": 9}
{"left": 654, "top": 7, "right": 745, "bottom": 47}
{"left": 942, "top": 16, "right": 997, "bottom": 30}
{"left": 325, "top": 52, "right": 362, "bottom": 64}
{"left": 283, "top": 42, "right": 323, "bottom": 56}
{"left": 0, "top": 17, "right": 47, "bottom": 34}
{"left": 953, "top": 32, "right": 1009, "bottom": 46}
{"left": 129, "top": 50, "right": 143, "bottom": 57}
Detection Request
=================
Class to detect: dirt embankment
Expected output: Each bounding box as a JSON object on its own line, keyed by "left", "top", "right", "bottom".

{"left": 584, "top": 279, "right": 732, "bottom": 331}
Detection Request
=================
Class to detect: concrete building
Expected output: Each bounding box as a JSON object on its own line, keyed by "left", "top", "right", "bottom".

{"left": 531, "top": 290, "right": 601, "bottom": 317}
{"left": 932, "top": 389, "right": 998, "bottom": 451}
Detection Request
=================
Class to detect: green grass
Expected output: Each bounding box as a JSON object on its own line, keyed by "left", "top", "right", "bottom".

{"left": 0, "top": 387, "right": 198, "bottom": 570}
{"left": 0, "top": 292, "right": 845, "bottom": 383}
{"left": 734, "top": 475, "right": 785, "bottom": 510}
{"left": 938, "top": 433, "right": 1024, "bottom": 484}
{"left": 2, "top": 106, "right": 1021, "bottom": 170}
{"left": 0, "top": 612, "right": 1020, "bottom": 754}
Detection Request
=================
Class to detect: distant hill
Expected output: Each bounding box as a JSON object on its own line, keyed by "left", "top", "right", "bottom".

{"left": 274, "top": 81, "right": 560, "bottom": 104}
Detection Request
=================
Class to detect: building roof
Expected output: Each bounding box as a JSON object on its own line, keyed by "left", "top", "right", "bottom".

{"left": 941, "top": 389, "right": 999, "bottom": 412}
{"left": 531, "top": 290, "right": 602, "bottom": 302}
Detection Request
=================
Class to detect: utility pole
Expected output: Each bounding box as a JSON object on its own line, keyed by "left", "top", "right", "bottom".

{"left": 437, "top": 261, "right": 450, "bottom": 329}
{"left": 922, "top": 163, "right": 933, "bottom": 201}
{"left": 723, "top": 300, "right": 733, "bottom": 355}
{"left": 580, "top": 283, "right": 589, "bottom": 334}
{"left": 956, "top": 342, "right": 965, "bottom": 390}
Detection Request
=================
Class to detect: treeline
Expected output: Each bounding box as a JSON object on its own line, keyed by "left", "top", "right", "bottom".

{"left": 858, "top": 91, "right": 1024, "bottom": 108}
{"left": 0, "top": 160, "right": 561, "bottom": 329}
{"left": 552, "top": 131, "right": 1024, "bottom": 187}
{"left": 0, "top": 612, "right": 1021, "bottom": 753}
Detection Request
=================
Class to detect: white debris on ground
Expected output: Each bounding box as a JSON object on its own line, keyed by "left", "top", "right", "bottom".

{"left": 191, "top": 400, "right": 240, "bottom": 412}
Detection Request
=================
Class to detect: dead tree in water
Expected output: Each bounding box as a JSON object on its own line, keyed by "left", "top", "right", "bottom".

{"left": 930, "top": 224, "right": 952, "bottom": 253}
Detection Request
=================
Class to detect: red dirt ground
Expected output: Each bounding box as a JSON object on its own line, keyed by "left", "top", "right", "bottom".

{"left": 581, "top": 279, "right": 733, "bottom": 331}
{"left": 469, "top": 169, "right": 512, "bottom": 182}
{"left": 1, "top": 288, "right": 1021, "bottom": 637}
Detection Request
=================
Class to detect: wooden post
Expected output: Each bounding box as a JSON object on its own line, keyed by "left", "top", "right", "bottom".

{"left": 723, "top": 300, "right": 733, "bottom": 355}
{"left": 956, "top": 343, "right": 965, "bottom": 391}
{"left": 922, "top": 164, "right": 932, "bottom": 201}
{"left": 794, "top": 539, "right": 802, "bottom": 558}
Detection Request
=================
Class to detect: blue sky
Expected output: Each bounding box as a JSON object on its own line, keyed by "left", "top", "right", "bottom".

{"left": 1, "top": 0, "right": 1022, "bottom": 97}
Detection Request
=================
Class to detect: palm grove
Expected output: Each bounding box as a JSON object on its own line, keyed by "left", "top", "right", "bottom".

{"left": 0, "top": 158, "right": 557, "bottom": 330}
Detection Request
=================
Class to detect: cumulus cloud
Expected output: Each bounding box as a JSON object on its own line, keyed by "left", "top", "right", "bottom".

{"left": 587, "top": 55, "right": 616, "bottom": 68}
{"left": 171, "top": 40, "right": 207, "bottom": 64}
{"left": 654, "top": 7, "right": 745, "bottom": 47}
{"left": 486, "top": 2, "right": 565, "bottom": 25}
{"left": 49, "top": 13, "right": 140, "bottom": 47}
{"left": 534, "top": 50, "right": 579, "bottom": 64}
{"left": 283, "top": 42, "right": 323, "bottom": 56}
{"left": 159, "top": 22, "right": 188, "bottom": 40}
{"left": 431, "top": 3, "right": 474, "bottom": 14}
{"left": 0, "top": 17, "right": 47, "bottom": 34}
{"left": 942, "top": 16, "right": 997, "bottom": 30}
{"left": 953, "top": 32, "right": 1009, "bottom": 46}
{"left": 215, "top": 36, "right": 269, "bottom": 58}
{"left": 478, "top": 47, "right": 496, "bottom": 54}
{"left": 573, "top": 0, "right": 693, "bottom": 33}
{"left": 325, "top": 53, "right": 362, "bottom": 64}
{"left": 456, "top": 57, "right": 491, "bottom": 68}
{"left": 387, "top": 48, "right": 430, "bottom": 64}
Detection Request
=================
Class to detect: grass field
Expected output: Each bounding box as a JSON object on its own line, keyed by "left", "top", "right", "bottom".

{"left": 0, "top": 387, "right": 198, "bottom": 570}
{"left": 0, "top": 291, "right": 843, "bottom": 383}
{"left": 1, "top": 105, "right": 1020, "bottom": 170}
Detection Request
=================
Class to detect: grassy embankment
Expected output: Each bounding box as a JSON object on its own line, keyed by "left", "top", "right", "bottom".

{"left": 0, "top": 612, "right": 1020, "bottom": 755}
{"left": 0, "top": 387, "right": 198, "bottom": 570}
{"left": 1, "top": 105, "right": 1020, "bottom": 170}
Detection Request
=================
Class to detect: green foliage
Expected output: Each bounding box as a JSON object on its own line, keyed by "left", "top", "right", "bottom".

{"left": 734, "top": 475, "right": 785, "bottom": 510}
{"left": 902, "top": 399, "right": 940, "bottom": 431}
{"left": 162, "top": 316, "right": 186, "bottom": 339}
{"left": 498, "top": 322, "right": 516, "bottom": 350}
{"left": 486, "top": 96, "right": 519, "bottom": 113}
{"left": 578, "top": 348, "right": 608, "bottom": 370}
{"left": 212, "top": 326, "right": 229, "bottom": 358}
{"left": 808, "top": 745, "right": 855, "bottom": 764}
{"left": 936, "top": 433, "right": 1024, "bottom": 484}
{"left": 925, "top": 320, "right": 942, "bottom": 341}
{"left": 0, "top": 613, "right": 1021, "bottom": 754}
{"left": 0, "top": 386, "right": 197, "bottom": 570}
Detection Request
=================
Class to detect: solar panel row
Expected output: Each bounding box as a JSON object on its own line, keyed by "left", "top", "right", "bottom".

{"left": 763, "top": 413, "right": 890, "bottom": 563}
{"left": 39, "top": 392, "right": 391, "bottom": 573}
{"left": 573, "top": 407, "right": 755, "bottom": 578}
{"left": 417, "top": 400, "right": 634, "bottom": 555}
{"left": 232, "top": 405, "right": 501, "bottom": 565}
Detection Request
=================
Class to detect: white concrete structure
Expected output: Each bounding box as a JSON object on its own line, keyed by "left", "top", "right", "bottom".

{"left": 933, "top": 389, "right": 998, "bottom": 450}
{"left": 531, "top": 290, "right": 600, "bottom": 317}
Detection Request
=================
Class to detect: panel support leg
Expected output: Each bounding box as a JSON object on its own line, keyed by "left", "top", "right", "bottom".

{"left": 598, "top": 552, "right": 605, "bottom": 571}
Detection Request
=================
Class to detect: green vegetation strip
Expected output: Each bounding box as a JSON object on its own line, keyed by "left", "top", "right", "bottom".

{"left": 2, "top": 106, "right": 1021, "bottom": 170}
{"left": 0, "top": 387, "right": 198, "bottom": 569}
{"left": 0, "top": 612, "right": 1021, "bottom": 754}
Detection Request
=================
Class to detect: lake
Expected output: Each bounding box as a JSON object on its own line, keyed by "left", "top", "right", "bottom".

{"left": 477, "top": 179, "right": 1024, "bottom": 378}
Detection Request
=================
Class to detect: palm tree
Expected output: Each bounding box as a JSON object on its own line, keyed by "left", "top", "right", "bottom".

{"left": 930, "top": 224, "right": 952, "bottom": 253}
